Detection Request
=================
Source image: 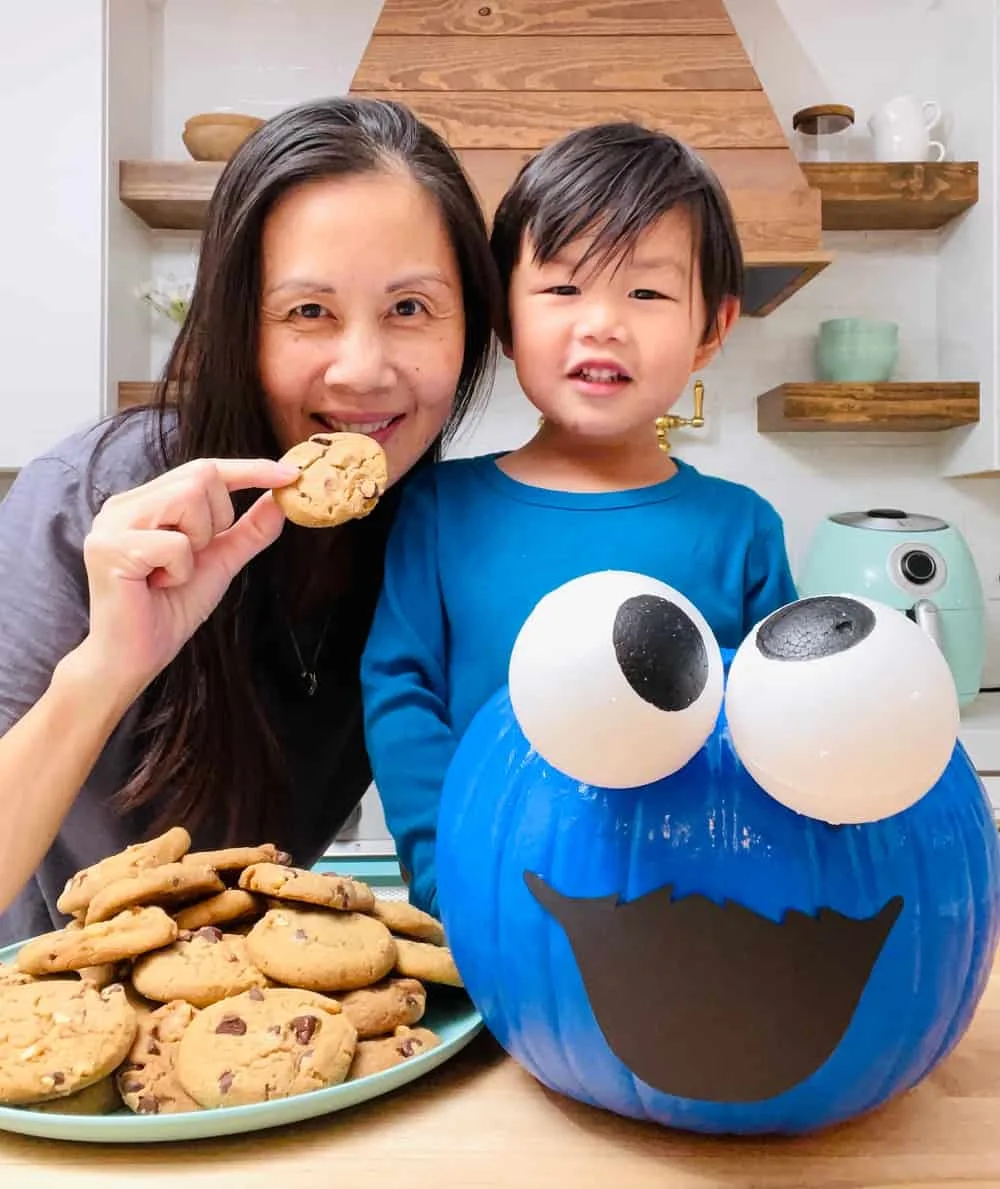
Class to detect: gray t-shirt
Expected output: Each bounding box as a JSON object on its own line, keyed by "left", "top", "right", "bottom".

{"left": 0, "top": 412, "right": 373, "bottom": 945}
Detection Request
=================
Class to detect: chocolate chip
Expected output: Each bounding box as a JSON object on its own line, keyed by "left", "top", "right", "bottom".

{"left": 275, "top": 851, "right": 292, "bottom": 865}
{"left": 147, "top": 1040, "right": 161, "bottom": 1056}
{"left": 195, "top": 926, "right": 223, "bottom": 943}
{"left": 405, "top": 996, "right": 419, "bottom": 1009}
{"left": 291, "top": 1015, "right": 319, "bottom": 1044}
{"left": 215, "top": 1015, "right": 247, "bottom": 1036}
{"left": 120, "top": 1079, "right": 144, "bottom": 1094}
{"left": 399, "top": 1039, "right": 419, "bottom": 1058}
{"left": 311, "top": 435, "right": 332, "bottom": 446}
{"left": 136, "top": 1095, "right": 161, "bottom": 1114}
{"left": 50, "top": 1071, "right": 65, "bottom": 1087}
{"left": 150, "top": 1024, "right": 161, "bottom": 1042}
{"left": 293, "top": 928, "right": 308, "bottom": 941}
{"left": 248, "top": 986, "right": 265, "bottom": 1002}
{"left": 218, "top": 1071, "right": 234, "bottom": 1094}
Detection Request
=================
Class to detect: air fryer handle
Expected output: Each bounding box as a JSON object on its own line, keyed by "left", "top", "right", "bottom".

{"left": 910, "top": 598, "right": 944, "bottom": 652}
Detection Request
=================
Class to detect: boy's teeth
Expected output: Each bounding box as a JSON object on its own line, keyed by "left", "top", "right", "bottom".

{"left": 579, "top": 367, "right": 626, "bottom": 382}
{"left": 322, "top": 417, "right": 394, "bottom": 434}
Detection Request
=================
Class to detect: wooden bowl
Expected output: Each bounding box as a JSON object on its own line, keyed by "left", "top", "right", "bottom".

{"left": 182, "top": 112, "right": 265, "bottom": 162}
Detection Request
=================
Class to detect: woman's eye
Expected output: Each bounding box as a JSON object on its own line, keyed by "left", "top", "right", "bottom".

{"left": 724, "top": 595, "right": 960, "bottom": 824}
{"left": 392, "top": 297, "right": 428, "bottom": 317}
{"left": 544, "top": 285, "right": 580, "bottom": 296}
{"left": 508, "top": 571, "right": 724, "bottom": 789}
{"left": 291, "top": 303, "right": 328, "bottom": 320}
{"left": 630, "top": 288, "right": 668, "bottom": 301}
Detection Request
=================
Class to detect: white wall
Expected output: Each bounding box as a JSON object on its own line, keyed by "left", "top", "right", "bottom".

{"left": 0, "top": 1, "right": 107, "bottom": 468}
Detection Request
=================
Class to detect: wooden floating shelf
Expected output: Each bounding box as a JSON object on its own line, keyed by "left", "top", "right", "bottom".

{"left": 119, "top": 160, "right": 222, "bottom": 231}
{"left": 800, "top": 161, "right": 978, "bottom": 231}
{"left": 118, "top": 381, "right": 177, "bottom": 408}
{"left": 757, "top": 382, "right": 980, "bottom": 432}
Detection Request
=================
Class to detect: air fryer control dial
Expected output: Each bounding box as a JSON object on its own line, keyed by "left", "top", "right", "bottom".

{"left": 888, "top": 542, "right": 947, "bottom": 596}
{"left": 899, "top": 549, "right": 937, "bottom": 586}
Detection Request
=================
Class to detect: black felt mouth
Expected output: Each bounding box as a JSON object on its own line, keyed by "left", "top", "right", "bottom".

{"left": 525, "top": 871, "right": 902, "bottom": 1103}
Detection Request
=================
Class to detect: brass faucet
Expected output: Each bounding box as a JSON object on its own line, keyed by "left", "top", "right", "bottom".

{"left": 656, "top": 380, "right": 705, "bottom": 453}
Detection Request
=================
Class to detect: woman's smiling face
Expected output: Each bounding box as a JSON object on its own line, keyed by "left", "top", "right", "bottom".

{"left": 258, "top": 168, "right": 466, "bottom": 484}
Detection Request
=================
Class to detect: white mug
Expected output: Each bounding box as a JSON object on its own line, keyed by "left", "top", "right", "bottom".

{"left": 868, "top": 94, "right": 946, "bottom": 162}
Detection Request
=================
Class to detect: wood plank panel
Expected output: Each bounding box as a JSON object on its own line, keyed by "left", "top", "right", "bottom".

{"left": 455, "top": 148, "right": 820, "bottom": 249}
{"left": 757, "top": 382, "right": 980, "bottom": 432}
{"left": 370, "top": 0, "right": 733, "bottom": 37}
{"left": 349, "top": 91, "right": 787, "bottom": 149}
{"left": 700, "top": 148, "right": 809, "bottom": 190}
{"left": 353, "top": 36, "right": 757, "bottom": 91}
{"left": 801, "top": 161, "right": 979, "bottom": 230}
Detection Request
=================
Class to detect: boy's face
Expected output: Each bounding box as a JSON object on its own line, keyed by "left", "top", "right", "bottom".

{"left": 505, "top": 207, "right": 735, "bottom": 446}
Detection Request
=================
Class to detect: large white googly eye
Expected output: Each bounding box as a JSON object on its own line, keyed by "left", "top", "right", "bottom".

{"left": 725, "top": 594, "right": 959, "bottom": 823}
{"left": 508, "top": 571, "right": 724, "bottom": 788}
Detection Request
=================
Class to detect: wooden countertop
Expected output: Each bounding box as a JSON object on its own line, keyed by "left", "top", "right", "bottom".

{"left": 3, "top": 961, "right": 1000, "bottom": 1189}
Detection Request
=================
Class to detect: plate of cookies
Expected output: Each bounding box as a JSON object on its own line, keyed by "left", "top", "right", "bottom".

{"left": 0, "top": 834, "right": 482, "bottom": 1143}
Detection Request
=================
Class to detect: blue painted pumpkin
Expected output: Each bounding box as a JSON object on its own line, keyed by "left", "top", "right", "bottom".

{"left": 436, "top": 575, "right": 1000, "bottom": 1134}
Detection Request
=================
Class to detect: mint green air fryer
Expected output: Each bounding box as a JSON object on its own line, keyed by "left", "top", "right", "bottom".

{"left": 797, "top": 509, "right": 986, "bottom": 705}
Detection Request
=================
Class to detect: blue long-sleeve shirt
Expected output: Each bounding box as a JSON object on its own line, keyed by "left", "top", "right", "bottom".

{"left": 361, "top": 455, "right": 797, "bottom": 914}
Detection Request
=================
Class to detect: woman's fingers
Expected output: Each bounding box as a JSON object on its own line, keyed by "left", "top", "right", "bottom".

{"left": 194, "top": 493, "right": 288, "bottom": 586}
{"left": 85, "top": 527, "right": 196, "bottom": 588}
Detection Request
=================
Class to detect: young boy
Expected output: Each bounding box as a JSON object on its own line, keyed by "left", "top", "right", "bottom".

{"left": 361, "top": 123, "right": 797, "bottom": 915}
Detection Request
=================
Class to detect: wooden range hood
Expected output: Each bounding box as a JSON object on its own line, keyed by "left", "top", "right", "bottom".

{"left": 349, "top": 0, "right": 830, "bottom": 316}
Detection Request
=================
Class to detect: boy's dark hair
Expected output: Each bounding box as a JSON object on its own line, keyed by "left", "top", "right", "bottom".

{"left": 490, "top": 122, "right": 743, "bottom": 344}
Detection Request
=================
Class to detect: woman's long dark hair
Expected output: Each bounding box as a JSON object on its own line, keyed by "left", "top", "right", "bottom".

{"left": 96, "top": 98, "right": 501, "bottom": 843}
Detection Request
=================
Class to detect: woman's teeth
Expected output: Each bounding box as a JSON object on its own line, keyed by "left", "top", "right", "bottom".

{"left": 316, "top": 416, "right": 396, "bottom": 434}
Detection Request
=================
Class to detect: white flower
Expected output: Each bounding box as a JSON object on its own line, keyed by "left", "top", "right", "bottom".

{"left": 136, "top": 275, "right": 194, "bottom": 325}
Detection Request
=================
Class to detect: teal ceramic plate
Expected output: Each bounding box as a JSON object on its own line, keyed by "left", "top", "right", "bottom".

{"left": 0, "top": 856, "right": 483, "bottom": 1143}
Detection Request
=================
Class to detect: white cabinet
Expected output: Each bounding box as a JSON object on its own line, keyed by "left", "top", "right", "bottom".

{"left": 0, "top": 2, "right": 108, "bottom": 469}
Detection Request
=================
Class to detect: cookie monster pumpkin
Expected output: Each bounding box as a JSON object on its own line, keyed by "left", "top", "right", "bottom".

{"left": 436, "top": 572, "right": 1000, "bottom": 1134}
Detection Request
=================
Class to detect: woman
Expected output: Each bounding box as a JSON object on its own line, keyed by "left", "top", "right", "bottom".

{"left": 0, "top": 97, "right": 502, "bottom": 941}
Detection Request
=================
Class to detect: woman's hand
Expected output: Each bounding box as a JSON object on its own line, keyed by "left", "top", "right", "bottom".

{"left": 80, "top": 457, "right": 298, "bottom": 698}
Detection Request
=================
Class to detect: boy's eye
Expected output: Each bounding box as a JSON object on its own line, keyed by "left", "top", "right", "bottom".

{"left": 392, "top": 297, "right": 428, "bottom": 317}
{"left": 629, "top": 288, "right": 669, "bottom": 301}
{"left": 291, "top": 303, "right": 328, "bottom": 320}
{"left": 544, "top": 285, "right": 580, "bottom": 296}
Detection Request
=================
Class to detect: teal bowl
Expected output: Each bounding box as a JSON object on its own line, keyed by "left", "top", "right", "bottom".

{"left": 816, "top": 318, "right": 899, "bottom": 382}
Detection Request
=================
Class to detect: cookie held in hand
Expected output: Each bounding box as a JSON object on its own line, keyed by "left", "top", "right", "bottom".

{"left": 273, "top": 433, "right": 388, "bottom": 529}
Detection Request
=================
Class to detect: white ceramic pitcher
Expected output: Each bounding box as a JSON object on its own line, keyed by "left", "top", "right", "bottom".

{"left": 868, "top": 94, "right": 946, "bottom": 162}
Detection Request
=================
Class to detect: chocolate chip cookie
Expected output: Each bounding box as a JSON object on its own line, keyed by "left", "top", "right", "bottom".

{"left": 131, "top": 926, "right": 269, "bottom": 1009}
{"left": 367, "top": 899, "right": 446, "bottom": 946}
{"left": 84, "top": 862, "right": 224, "bottom": 925}
{"left": 174, "top": 889, "right": 263, "bottom": 932}
{"left": 336, "top": 977, "right": 426, "bottom": 1039}
{"left": 393, "top": 938, "right": 463, "bottom": 987}
{"left": 239, "top": 862, "right": 375, "bottom": 913}
{"left": 56, "top": 827, "right": 192, "bottom": 916}
{"left": 348, "top": 1026, "right": 442, "bottom": 1081}
{"left": 246, "top": 907, "right": 395, "bottom": 992}
{"left": 15, "top": 906, "right": 179, "bottom": 976}
{"left": 175, "top": 987, "right": 357, "bottom": 1108}
{"left": 181, "top": 843, "right": 290, "bottom": 875}
{"left": 273, "top": 433, "right": 388, "bottom": 528}
{"left": 0, "top": 980, "right": 137, "bottom": 1105}
{"left": 116, "top": 999, "right": 201, "bottom": 1115}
